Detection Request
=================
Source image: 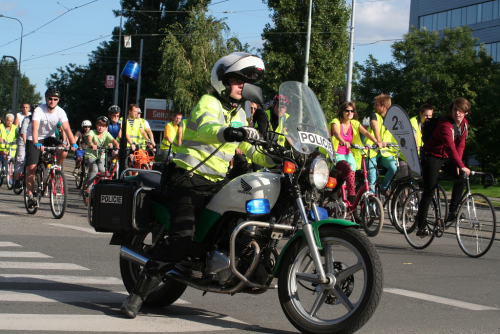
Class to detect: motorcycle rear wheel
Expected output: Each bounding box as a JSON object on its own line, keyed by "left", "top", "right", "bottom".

{"left": 278, "top": 227, "right": 383, "bottom": 334}
{"left": 120, "top": 232, "right": 187, "bottom": 308}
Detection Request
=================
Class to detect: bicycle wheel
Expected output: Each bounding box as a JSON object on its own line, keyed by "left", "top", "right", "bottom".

{"left": 50, "top": 169, "right": 68, "bottom": 219}
{"left": 6, "top": 159, "right": 14, "bottom": 190}
{"left": 456, "top": 193, "right": 497, "bottom": 258}
{"left": 391, "top": 184, "right": 417, "bottom": 233}
{"left": 360, "top": 195, "right": 384, "bottom": 237}
{"left": 402, "top": 189, "right": 437, "bottom": 249}
{"left": 436, "top": 184, "right": 449, "bottom": 226}
{"left": 0, "top": 162, "right": 4, "bottom": 187}
{"left": 24, "top": 172, "right": 42, "bottom": 215}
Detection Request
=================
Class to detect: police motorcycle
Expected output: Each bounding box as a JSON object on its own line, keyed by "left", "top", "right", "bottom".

{"left": 88, "top": 81, "right": 382, "bottom": 334}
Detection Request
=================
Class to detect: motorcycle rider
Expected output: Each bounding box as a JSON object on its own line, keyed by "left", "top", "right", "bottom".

{"left": 120, "top": 52, "right": 275, "bottom": 318}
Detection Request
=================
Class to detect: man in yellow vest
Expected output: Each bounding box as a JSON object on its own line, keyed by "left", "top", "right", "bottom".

{"left": 121, "top": 104, "right": 148, "bottom": 166}
{"left": 121, "top": 52, "right": 274, "bottom": 319}
{"left": 135, "top": 107, "right": 156, "bottom": 149}
{"left": 364, "top": 94, "right": 398, "bottom": 194}
{"left": 410, "top": 103, "right": 434, "bottom": 154}
{"left": 253, "top": 94, "right": 289, "bottom": 146}
{"left": 0, "top": 114, "right": 18, "bottom": 171}
{"left": 161, "top": 112, "right": 183, "bottom": 161}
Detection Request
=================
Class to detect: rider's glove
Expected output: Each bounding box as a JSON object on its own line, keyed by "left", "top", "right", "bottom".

{"left": 35, "top": 143, "right": 42, "bottom": 148}
{"left": 223, "top": 127, "right": 259, "bottom": 142}
{"left": 71, "top": 144, "right": 78, "bottom": 149}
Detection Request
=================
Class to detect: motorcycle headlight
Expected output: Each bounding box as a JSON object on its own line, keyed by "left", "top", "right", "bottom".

{"left": 308, "top": 157, "right": 329, "bottom": 189}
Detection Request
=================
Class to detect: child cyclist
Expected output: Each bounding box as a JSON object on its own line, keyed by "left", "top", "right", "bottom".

{"left": 84, "top": 116, "right": 118, "bottom": 191}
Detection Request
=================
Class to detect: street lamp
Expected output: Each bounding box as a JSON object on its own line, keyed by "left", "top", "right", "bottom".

{"left": 345, "top": 0, "right": 356, "bottom": 102}
{"left": 0, "top": 15, "right": 23, "bottom": 113}
{"left": 303, "top": 0, "right": 313, "bottom": 86}
{"left": 2, "top": 56, "right": 19, "bottom": 114}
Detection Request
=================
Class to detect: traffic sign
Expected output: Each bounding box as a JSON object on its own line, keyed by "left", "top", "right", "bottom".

{"left": 105, "top": 75, "right": 115, "bottom": 88}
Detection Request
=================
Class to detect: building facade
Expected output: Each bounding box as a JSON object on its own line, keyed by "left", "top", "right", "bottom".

{"left": 409, "top": 0, "right": 500, "bottom": 61}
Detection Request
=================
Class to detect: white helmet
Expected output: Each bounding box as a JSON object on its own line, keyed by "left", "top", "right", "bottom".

{"left": 211, "top": 52, "right": 265, "bottom": 97}
{"left": 81, "top": 120, "right": 92, "bottom": 128}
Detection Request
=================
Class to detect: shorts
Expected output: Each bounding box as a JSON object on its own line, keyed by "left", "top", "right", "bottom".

{"left": 25, "top": 137, "right": 64, "bottom": 166}
{"left": 74, "top": 149, "right": 86, "bottom": 159}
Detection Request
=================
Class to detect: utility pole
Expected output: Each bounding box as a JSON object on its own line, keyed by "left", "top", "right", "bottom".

{"left": 346, "top": 0, "right": 356, "bottom": 102}
{"left": 2, "top": 56, "right": 18, "bottom": 114}
{"left": 136, "top": 39, "right": 144, "bottom": 106}
{"left": 0, "top": 15, "right": 23, "bottom": 113}
{"left": 303, "top": 0, "right": 313, "bottom": 86}
{"left": 114, "top": 6, "right": 123, "bottom": 106}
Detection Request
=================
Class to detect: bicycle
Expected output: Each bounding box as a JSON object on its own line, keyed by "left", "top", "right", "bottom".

{"left": 322, "top": 144, "right": 384, "bottom": 237}
{"left": 24, "top": 146, "right": 70, "bottom": 219}
{"left": 81, "top": 146, "right": 118, "bottom": 206}
{"left": 0, "top": 141, "right": 16, "bottom": 190}
{"left": 401, "top": 171, "right": 496, "bottom": 257}
{"left": 74, "top": 155, "right": 88, "bottom": 189}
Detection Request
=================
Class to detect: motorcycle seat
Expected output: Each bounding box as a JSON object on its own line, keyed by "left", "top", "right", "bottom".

{"left": 134, "top": 172, "right": 169, "bottom": 203}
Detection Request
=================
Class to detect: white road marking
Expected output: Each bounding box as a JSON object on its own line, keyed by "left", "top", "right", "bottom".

{"left": 0, "top": 261, "right": 89, "bottom": 270}
{"left": 46, "top": 223, "right": 102, "bottom": 234}
{"left": 0, "top": 290, "right": 190, "bottom": 304}
{"left": 0, "top": 251, "right": 52, "bottom": 258}
{"left": 384, "top": 288, "right": 499, "bottom": 311}
{"left": 0, "top": 274, "right": 121, "bottom": 284}
{"left": 0, "top": 314, "right": 247, "bottom": 332}
{"left": 0, "top": 242, "right": 22, "bottom": 247}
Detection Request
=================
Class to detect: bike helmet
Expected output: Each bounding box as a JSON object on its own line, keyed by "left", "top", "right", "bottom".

{"left": 82, "top": 120, "right": 92, "bottom": 128}
{"left": 273, "top": 94, "right": 289, "bottom": 106}
{"left": 108, "top": 105, "right": 120, "bottom": 113}
{"left": 211, "top": 52, "right": 265, "bottom": 98}
{"left": 31, "top": 104, "right": 39, "bottom": 111}
{"left": 45, "top": 86, "right": 60, "bottom": 98}
{"left": 97, "top": 116, "right": 109, "bottom": 126}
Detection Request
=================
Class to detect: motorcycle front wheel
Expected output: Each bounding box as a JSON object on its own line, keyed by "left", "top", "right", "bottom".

{"left": 120, "top": 232, "right": 187, "bottom": 308}
{"left": 278, "top": 227, "right": 383, "bottom": 334}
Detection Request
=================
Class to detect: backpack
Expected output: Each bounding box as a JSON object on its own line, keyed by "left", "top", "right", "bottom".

{"left": 421, "top": 116, "right": 460, "bottom": 143}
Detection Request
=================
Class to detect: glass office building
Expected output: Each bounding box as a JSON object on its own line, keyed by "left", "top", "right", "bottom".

{"left": 410, "top": 0, "right": 500, "bottom": 61}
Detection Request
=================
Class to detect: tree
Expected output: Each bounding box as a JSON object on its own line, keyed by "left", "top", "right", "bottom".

{"left": 261, "top": 0, "right": 350, "bottom": 118}
{"left": 158, "top": 6, "right": 243, "bottom": 113}
{"left": 0, "top": 59, "right": 41, "bottom": 119}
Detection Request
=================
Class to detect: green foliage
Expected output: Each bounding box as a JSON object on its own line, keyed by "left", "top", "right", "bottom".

{"left": 0, "top": 59, "right": 42, "bottom": 119}
{"left": 261, "top": 0, "right": 350, "bottom": 117}
{"left": 158, "top": 6, "right": 242, "bottom": 113}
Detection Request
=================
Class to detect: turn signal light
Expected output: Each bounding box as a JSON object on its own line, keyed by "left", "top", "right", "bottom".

{"left": 283, "top": 161, "right": 296, "bottom": 174}
{"left": 326, "top": 177, "right": 337, "bottom": 189}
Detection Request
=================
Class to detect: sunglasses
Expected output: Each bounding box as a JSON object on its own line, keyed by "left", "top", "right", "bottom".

{"left": 47, "top": 98, "right": 59, "bottom": 101}
{"left": 345, "top": 110, "right": 355, "bottom": 113}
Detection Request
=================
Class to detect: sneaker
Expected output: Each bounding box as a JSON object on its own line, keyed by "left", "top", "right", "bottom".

{"left": 27, "top": 195, "right": 37, "bottom": 209}
{"left": 416, "top": 227, "right": 429, "bottom": 237}
{"left": 14, "top": 180, "right": 21, "bottom": 190}
{"left": 72, "top": 168, "right": 78, "bottom": 177}
{"left": 445, "top": 212, "right": 456, "bottom": 227}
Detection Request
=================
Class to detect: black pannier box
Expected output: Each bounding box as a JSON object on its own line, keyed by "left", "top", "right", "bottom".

{"left": 91, "top": 179, "right": 151, "bottom": 233}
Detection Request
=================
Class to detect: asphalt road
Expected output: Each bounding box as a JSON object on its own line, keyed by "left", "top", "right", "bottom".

{"left": 0, "top": 159, "right": 499, "bottom": 333}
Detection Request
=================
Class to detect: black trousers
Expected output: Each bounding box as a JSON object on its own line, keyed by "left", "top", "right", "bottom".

{"left": 417, "top": 152, "right": 465, "bottom": 228}
{"left": 145, "top": 168, "right": 227, "bottom": 277}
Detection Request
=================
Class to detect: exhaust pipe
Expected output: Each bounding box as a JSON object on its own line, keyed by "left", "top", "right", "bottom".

{"left": 120, "top": 246, "right": 150, "bottom": 266}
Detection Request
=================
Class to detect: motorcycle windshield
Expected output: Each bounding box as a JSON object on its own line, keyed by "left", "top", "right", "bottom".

{"left": 279, "top": 81, "right": 333, "bottom": 158}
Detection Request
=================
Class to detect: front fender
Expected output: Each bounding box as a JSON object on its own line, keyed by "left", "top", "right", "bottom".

{"left": 273, "top": 219, "right": 358, "bottom": 276}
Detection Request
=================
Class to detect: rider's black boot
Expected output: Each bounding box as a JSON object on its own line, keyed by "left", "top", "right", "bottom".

{"left": 348, "top": 196, "right": 361, "bottom": 224}
{"left": 120, "top": 273, "right": 161, "bottom": 319}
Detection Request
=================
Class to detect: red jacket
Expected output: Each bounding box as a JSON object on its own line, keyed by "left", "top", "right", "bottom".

{"left": 423, "top": 115, "right": 468, "bottom": 169}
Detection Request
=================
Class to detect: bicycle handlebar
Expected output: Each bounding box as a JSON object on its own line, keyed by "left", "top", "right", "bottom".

{"left": 44, "top": 147, "right": 70, "bottom": 152}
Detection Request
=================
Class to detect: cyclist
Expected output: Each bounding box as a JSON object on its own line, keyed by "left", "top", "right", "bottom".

{"left": 107, "top": 105, "right": 122, "bottom": 140}
{"left": 364, "top": 94, "right": 397, "bottom": 195}
{"left": 121, "top": 104, "right": 148, "bottom": 166}
{"left": 416, "top": 97, "right": 471, "bottom": 236}
{"left": 330, "top": 101, "right": 381, "bottom": 209}
{"left": 161, "top": 112, "right": 183, "bottom": 160}
{"left": 135, "top": 108, "right": 156, "bottom": 150}
{"left": 13, "top": 103, "right": 31, "bottom": 188}
{"left": 84, "top": 116, "right": 119, "bottom": 192}
{"left": 72, "top": 120, "right": 91, "bottom": 176}
{"left": 24, "top": 87, "right": 78, "bottom": 208}
{"left": 0, "top": 114, "right": 18, "bottom": 175}
{"left": 410, "top": 103, "right": 434, "bottom": 153}
{"left": 253, "top": 94, "right": 289, "bottom": 146}
{"left": 121, "top": 52, "right": 274, "bottom": 319}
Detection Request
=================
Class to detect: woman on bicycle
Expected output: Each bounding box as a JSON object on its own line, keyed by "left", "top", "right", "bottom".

{"left": 84, "top": 116, "right": 118, "bottom": 192}
{"left": 330, "top": 102, "right": 380, "bottom": 207}
{"left": 416, "top": 97, "right": 471, "bottom": 236}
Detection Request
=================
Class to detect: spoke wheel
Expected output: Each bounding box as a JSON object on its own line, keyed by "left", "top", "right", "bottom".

{"left": 6, "top": 159, "right": 14, "bottom": 190}
{"left": 50, "top": 169, "right": 68, "bottom": 219}
{"left": 402, "top": 189, "right": 437, "bottom": 249}
{"left": 360, "top": 195, "right": 384, "bottom": 237}
{"left": 390, "top": 184, "right": 417, "bottom": 233}
{"left": 278, "top": 227, "right": 383, "bottom": 334}
{"left": 120, "top": 232, "right": 188, "bottom": 308}
{"left": 456, "top": 193, "right": 497, "bottom": 258}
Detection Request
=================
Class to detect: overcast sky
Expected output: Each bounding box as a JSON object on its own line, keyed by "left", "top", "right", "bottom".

{"left": 0, "top": 0, "right": 411, "bottom": 98}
